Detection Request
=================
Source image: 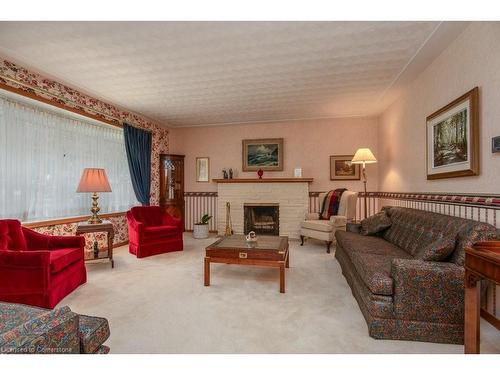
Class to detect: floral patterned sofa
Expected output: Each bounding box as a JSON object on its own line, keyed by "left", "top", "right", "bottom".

{"left": 335, "top": 206, "right": 497, "bottom": 344}
{"left": 0, "top": 302, "right": 110, "bottom": 354}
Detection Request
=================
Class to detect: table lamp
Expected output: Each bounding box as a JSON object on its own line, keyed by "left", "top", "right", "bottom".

{"left": 351, "top": 148, "right": 377, "bottom": 219}
{"left": 76, "top": 168, "right": 112, "bottom": 224}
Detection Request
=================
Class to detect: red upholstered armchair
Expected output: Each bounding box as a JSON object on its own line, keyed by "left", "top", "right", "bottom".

{"left": 126, "top": 206, "right": 183, "bottom": 258}
{"left": 0, "top": 219, "right": 87, "bottom": 309}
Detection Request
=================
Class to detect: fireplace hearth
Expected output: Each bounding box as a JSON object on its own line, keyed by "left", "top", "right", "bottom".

{"left": 244, "top": 204, "right": 279, "bottom": 235}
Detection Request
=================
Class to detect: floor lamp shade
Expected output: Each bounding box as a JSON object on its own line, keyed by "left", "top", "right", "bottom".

{"left": 351, "top": 148, "right": 377, "bottom": 219}
{"left": 351, "top": 148, "right": 377, "bottom": 165}
{"left": 77, "top": 168, "right": 112, "bottom": 224}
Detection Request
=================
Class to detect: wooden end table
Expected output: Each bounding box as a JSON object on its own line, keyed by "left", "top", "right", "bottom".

{"left": 76, "top": 220, "right": 115, "bottom": 268}
{"left": 464, "top": 241, "right": 500, "bottom": 354}
{"left": 204, "top": 235, "right": 289, "bottom": 293}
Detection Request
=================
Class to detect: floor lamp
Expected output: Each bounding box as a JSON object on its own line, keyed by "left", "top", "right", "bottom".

{"left": 351, "top": 148, "right": 377, "bottom": 219}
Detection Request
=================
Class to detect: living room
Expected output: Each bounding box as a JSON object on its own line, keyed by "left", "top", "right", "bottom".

{"left": 1, "top": 1, "right": 500, "bottom": 373}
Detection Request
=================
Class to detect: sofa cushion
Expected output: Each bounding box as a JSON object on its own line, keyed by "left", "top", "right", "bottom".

{"left": 414, "top": 236, "right": 456, "bottom": 261}
{"left": 349, "top": 252, "right": 395, "bottom": 296}
{"left": 301, "top": 220, "right": 333, "bottom": 232}
{"left": 0, "top": 220, "right": 27, "bottom": 251}
{"left": 143, "top": 225, "right": 179, "bottom": 240}
{"left": 0, "top": 305, "right": 76, "bottom": 350}
{"left": 383, "top": 207, "right": 460, "bottom": 256}
{"left": 78, "top": 314, "right": 110, "bottom": 354}
{"left": 360, "top": 211, "right": 392, "bottom": 235}
{"left": 335, "top": 230, "right": 412, "bottom": 260}
{"left": 0, "top": 302, "right": 46, "bottom": 335}
{"left": 49, "top": 248, "right": 82, "bottom": 273}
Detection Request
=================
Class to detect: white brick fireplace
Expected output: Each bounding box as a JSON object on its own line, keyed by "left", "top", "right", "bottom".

{"left": 215, "top": 179, "right": 312, "bottom": 239}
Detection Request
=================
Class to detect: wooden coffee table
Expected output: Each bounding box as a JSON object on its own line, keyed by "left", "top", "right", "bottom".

{"left": 204, "top": 235, "right": 289, "bottom": 293}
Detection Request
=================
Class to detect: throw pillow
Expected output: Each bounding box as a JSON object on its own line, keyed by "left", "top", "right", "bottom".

{"left": 414, "top": 236, "right": 456, "bottom": 261}
{"left": 360, "top": 211, "right": 392, "bottom": 235}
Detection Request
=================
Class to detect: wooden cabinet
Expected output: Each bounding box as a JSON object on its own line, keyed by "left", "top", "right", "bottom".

{"left": 159, "top": 154, "right": 185, "bottom": 220}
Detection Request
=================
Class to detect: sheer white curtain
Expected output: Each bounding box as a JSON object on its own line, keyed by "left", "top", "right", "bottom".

{"left": 0, "top": 93, "right": 138, "bottom": 222}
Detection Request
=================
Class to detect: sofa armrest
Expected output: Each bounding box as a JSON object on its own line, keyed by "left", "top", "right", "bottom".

{"left": 162, "top": 214, "right": 183, "bottom": 230}
{"left": 305, "top": 212, "right": 320, "bottom": 220}
{"left": 48, "top": 235, "right": 85, "bottom": 250}
{"left": 21, "top": 227, "right": 51, "bottom": 250}
{"left": 391, "top": 259, "right": 464, "bottom": 324}
{"left": 0, "top": 306, "right": 80, "bottom": 353}
{"left": 329, "top": 215, "right": 347, "bottom": 227}
{"left": 126, "top": 211, "right": 143, "bottom": 243}
{"left": 0, "top": 250, "right": 50, "bottom": 294}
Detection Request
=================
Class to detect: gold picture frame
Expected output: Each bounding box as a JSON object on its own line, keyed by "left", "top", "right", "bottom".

{"left": 330, "top": 155, "right": 360, "bottom": 180}
{"left": 196, "top": 157, "right": 210, "bottom": 182}
{"left": 242, "top": 138, "right": 284, "bottom": 171}
{"left": 426, "top": 87, "right": 479, "bottom": 180}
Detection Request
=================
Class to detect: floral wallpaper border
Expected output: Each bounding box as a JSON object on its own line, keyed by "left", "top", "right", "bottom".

{"left": 0, "top": 58, "right": 170, "bottom": 253}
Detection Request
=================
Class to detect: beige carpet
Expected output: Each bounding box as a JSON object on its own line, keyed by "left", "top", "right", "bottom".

{"left": 59, "top": 234, "right": 500, "bottom": 353}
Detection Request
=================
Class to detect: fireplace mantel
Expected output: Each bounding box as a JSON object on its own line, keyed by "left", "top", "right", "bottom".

{"left": 213, "top": 178, "right": 313, "bottom": 183}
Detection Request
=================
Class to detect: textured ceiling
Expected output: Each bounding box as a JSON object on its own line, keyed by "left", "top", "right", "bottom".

{"left": 0, "top": 22, "right": 465, "bottom": 127}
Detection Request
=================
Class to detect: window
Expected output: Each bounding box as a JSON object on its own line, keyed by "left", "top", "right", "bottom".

{"left": 0, "top": 91, "right": 138, "bottom": 222}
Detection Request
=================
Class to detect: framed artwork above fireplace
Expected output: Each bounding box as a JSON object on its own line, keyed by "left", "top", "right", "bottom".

{"left": 242, "top": 138, "right": 284, "bottom": 171}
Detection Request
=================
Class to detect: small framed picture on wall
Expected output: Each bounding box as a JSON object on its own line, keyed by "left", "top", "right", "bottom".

{"left": 330, "top": 155, "right": 360, "bottom": 180}
{"left": 196, "top": 157, "right": 210, "bottom": 182}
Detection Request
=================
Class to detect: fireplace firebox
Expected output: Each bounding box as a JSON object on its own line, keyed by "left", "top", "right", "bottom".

{"left": 244, "top": 204, "right": 279, "bottom": 235}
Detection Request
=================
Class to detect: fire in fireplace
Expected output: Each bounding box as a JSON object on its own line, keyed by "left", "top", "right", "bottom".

{"left": 244, "top": 204, "right": 279, "bottom": 235}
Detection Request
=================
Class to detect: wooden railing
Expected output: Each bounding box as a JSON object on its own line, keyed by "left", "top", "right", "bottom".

{"left": 184, "top": 192, "right": 218, "bottom": 232}
{"left": 185, "top": 191, "right": 500, "bottom": 232}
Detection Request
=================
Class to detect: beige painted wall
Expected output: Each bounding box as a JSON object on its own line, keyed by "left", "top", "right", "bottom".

{"left": 378, "top": 22, "right": 500, "bottom": 193}
{"left": 169, "top": 117, "right": 379, "bottom": 193}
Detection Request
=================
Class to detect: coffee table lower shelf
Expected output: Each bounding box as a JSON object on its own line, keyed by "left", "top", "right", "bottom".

{"left": 204, "top": 254, "right": 290, "bottom": 293}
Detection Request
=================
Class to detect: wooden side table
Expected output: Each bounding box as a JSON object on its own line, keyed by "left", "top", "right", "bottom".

{"left": 76, "top": 220, "right": 115, "bottom": 268}
{"left": 464, "top": 241, "right": 500, "bottom": 354}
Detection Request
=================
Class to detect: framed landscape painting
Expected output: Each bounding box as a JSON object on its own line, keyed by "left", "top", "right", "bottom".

{"left": 330, "top": 155, "right": 360, "bottom": 180}
{"left": 242, "top": 138, "right": 283, "bottom": 171}
{"left": 426, "top": 87, "right": 479, "bottom": 180}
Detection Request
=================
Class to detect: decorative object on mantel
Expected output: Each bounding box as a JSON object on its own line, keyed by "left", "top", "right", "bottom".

{"left": 224, "top": 202, "right": 233, "bottom": 236}
{"left": 222, "top": 169, "right": 229, "bottom": 179}
{"left": 76, "top": 168, "right": 112, "bottom": 224}
{"left": 330, "top": 155, "right": 360, "bottom": 180}
{"left": 294, "top": 168, "right": 302, "bottom": 178}
{"left": 196, "top": 157, "right": 210, "bottom": 182}
{"left": 426, "top": 87, "right": 479, "bottom": 180}
{"left": 242, "top": 138, "right": 284, "bottom": 171}
{"left": 257, "top": 168, "right": 264, "bottom": 179}
{"left": 229, "top": 168, "right": 234, "bottom": 179}
{"left": 193, "top": 213, "right": 213, "bottom": 239}
{"left": 213, "top": 178, "right": 313, "bottom": 183}
{"left": 351, "top": 148, "right": 377, "bottom": 219}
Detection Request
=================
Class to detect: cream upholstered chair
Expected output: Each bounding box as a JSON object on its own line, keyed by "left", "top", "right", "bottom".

{"left": 300, "top": 191, "right": 358, "bottom": 253}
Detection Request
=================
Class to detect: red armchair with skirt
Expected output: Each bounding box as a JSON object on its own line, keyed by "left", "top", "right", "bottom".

{"left": 127, "top": 206, "right": 183, "bottom": 258}
{"left": 0, "top": 219, "right": 87, "bottom": 309}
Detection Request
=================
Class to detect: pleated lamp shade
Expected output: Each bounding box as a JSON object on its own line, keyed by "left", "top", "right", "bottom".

{"left": 76, "top": 168, "right": 112, "bottom": 192}
{"left": 351, "top": 148, "right": 377, "bottom": 164}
